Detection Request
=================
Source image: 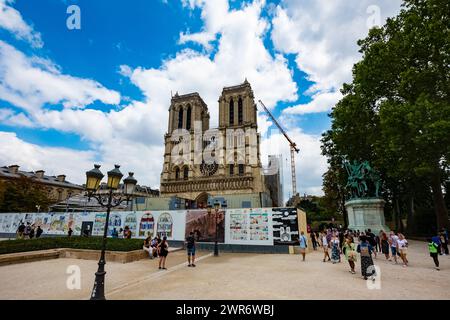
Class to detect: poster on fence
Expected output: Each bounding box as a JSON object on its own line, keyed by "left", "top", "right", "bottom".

{"left": 225, "top": 208, "right": 273, "bottom": 245}
{"left": 185, "top": 209, "right": 225, "bottom": 243}
{"left": 272, "top": 207, "right": 300, "bottom": 245}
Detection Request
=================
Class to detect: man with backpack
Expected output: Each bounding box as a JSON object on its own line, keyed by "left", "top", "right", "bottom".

{"left": 186, "top": 232, "right": 196, "bottom": 267}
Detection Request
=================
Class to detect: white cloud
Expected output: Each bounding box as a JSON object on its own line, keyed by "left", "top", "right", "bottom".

{"left": 260, "top": 127, "right": 328, "bottom": 200}
{"left": 0, "top": 0, "right": 43, "bottom": 48}
{"left": 283, "top": 91, "right": 342, "bottom": 115}
{"left": 0, "top": 41, "right": 121, "bottom": 113}
{"left": 0, "top": 131, "right": 96, "bottom": 184}
{"left": 272, "top": 0, "right": 402, "bottom": 115}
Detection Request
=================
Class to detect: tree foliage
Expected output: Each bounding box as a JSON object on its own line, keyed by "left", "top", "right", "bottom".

{"left": 321, "top": 0, "right": 450, "bottom": 233}
{"left": 0, "top": 177, "right": 52, "bottom": 213}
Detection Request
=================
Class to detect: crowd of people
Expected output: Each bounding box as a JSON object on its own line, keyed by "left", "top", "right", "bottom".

{"left": 307, "top": 226, "right": 449, "bottom": 278}
{"left": 15, "top": 222, "right": 43, "bottom": 239}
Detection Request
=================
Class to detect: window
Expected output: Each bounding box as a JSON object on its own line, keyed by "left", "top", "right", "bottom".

{"left": 238, "top": 164, "right": 244, "bottom": 176}
{"left": 186, "top": 105, "right": 191, "bottom": 130}
{"left": 229, "top": 98, "right": 234, "bottom": 125}
{"left": 183, "top": 166, "right": 189, "bottom": 180}
{"left": 178, "top": 108, "right": 183, "bottom": 129}
{"left": 175, "top": 167, "right": 180, "bottom": 180}
{"left": 229, "top": 164, "right": 234, "bottom": 175}
{"left": 238, "top": 97, "right": 243, "bottom": 125}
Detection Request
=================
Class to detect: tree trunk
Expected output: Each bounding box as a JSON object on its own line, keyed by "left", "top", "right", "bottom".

{"left": 406, "top": 195, "right": 414, "bottom": 235}
{"left": 430, "top": 171, "right": 449, "bottom": 230}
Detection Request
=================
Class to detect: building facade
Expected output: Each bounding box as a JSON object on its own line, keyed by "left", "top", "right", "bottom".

{"left": 0, "top": 165, "right": 84, "bottom": 203}
{"left": 160, "top": 80, "right": 271, "bottom": 208}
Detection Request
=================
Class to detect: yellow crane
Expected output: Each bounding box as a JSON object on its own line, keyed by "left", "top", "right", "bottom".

{"left": 258, "top": 100, "right": 299, "bottom": 196}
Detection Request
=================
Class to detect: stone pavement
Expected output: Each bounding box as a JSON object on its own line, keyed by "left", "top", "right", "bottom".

{"left": 0, "top": 240, "right": 449, "bottom": 299}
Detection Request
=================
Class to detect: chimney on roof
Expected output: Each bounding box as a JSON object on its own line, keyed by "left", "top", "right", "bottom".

{"left": 8, "top": 165, "right": 19, "bottom": 174}
{"left": 35, "top": 170, "right": 45, "bottom": 179}
{"left": 57, "top": 174, "right": 66, "bottom": 182}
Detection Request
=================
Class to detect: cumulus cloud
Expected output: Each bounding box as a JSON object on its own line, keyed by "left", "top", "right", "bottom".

{"left": 0, "top": 131, "right": 96, "bottom": 184}
{"left": 273, "top": 0, "right": 402, "bottom": 115}
{"left": 0, "top": 41, "right": 121, "bottom": 113}
{"left": 0, "top": 0, "right": 43, "bottom": 48}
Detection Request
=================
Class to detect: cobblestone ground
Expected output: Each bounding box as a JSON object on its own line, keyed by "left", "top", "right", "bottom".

{"left": 0, "top": 240, "right": 449, "bottom": 299}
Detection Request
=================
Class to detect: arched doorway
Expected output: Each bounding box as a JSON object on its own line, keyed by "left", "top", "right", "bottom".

{"left": 195, "top": 192, "right": 209, "bottom": 209}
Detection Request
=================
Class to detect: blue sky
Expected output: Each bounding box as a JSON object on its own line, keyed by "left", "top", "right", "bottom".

{"left": 0, "top": 0, "right": 402, "bottom": 200}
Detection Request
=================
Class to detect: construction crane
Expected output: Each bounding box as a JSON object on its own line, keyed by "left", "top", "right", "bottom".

{"left": 258, "top": 100, "right": 299, "bottom": 196}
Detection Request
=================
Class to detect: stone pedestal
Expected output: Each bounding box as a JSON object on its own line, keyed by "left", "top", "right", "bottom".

{"left": 345, "top": 198, "right": 389, "bottom": 234}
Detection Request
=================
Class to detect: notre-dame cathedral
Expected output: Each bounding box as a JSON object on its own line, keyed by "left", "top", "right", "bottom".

{"left": 159, "top": 80, "right": 275, "bottom": 208}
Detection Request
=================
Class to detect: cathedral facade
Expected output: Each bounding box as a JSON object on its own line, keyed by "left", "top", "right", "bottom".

{"left": 160, "top": 80, "right": 271, "bottom": 208}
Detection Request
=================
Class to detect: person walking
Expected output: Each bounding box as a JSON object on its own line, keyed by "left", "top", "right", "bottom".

{"left": 68, "top": 228, "right": 73, "bottom": 237}
{"left": 389, "top": 231, "right": 399, "bottom": 264}
{"left": 321, "top": 231, "right": 331, "bottom": 262}
{"left": 357, "top": 235, "right": 375, "bottom": 280}
{"left": 298, "top": 231, "right": 308, "bottom": 261}
{"left": 366, "top": 229, "right": 377, "bottom": 258}
{"left": 380, "top": 231, "right": 390, "bottom": 260}
{"left": 397, "top": 233, "right": 409, "bottom": 267}
{"left": 158, "top": 236, "right": 169, "bottom": 270}
{"left": 432, "top": 233, "right": 442, "bottom": 255}
{"left": 311, "top": 231, "right": 317, "bottom": 250}
{"left": 343, "top": 236, "right": 357, "bottom": 274}
{"left": 427, "top": 238, "right": 440, "bottom": 270}
{"left": 330, "top": 233, "right": 340, "bottom": 264}
{"left": 186, "top": 232, "right": 196, "bottom": 267}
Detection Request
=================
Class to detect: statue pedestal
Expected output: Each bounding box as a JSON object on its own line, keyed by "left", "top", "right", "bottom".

{"left": 345, "top": 198, "right": 389, "bottom": 234}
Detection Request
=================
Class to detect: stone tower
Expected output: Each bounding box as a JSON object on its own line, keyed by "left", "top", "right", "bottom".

{"left": 160, "top": 80, "right": 268, "bottom": 207}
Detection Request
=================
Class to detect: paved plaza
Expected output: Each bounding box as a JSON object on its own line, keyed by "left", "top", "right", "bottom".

{"left": 0, "top": 240, "right": 449, "bottom": 300}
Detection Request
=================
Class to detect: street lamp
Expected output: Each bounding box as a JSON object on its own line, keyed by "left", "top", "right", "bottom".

{"left": 85, "top": 164, "right": 138, "bottom": 300}
{"left": 207, "top": 199, "right": 227, "bottom": 256}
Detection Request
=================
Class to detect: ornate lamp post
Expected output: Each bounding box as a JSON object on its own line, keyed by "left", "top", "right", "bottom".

{"left": 207, "top": 199, "right": 227, "bottom": 256}
{"left": 85, "top": 164, "right": 138, "bottom": 300}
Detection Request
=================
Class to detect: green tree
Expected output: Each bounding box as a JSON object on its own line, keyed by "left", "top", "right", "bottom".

{"left": 0, "top": 177, "right": 52, "bottom": 212}
{"left": 322, "top": 0, "right": 450, "bottom": 232}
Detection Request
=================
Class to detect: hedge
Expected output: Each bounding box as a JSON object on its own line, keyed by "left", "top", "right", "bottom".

{"left": 0, "top": 236, "right": 144, "bottom": 255}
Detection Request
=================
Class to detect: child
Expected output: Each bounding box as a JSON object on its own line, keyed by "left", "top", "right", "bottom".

{"left": 427, "top": 238, "right": 440, "bottom": 270}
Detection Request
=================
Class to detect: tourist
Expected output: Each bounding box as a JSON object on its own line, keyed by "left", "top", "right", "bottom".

{"left": 432, "top": 233, "right": 442, "bottom": 255}
{"left": 389, "top": 231, "right": 399, "bottom": 264}
{"left": 17, "top": 222, "right": 25, "bottom": 239}
{"left": 24, "top": 222, "right": 31, "bottom": 239}
{"left": 380, "top": 231, "right": 390, "bottom": 260}
{"left": 111, "top": 228, "right": 119, "bottom": 238}
{"left": 315, "top": 232, "right": 321, "bottom": 248}
{"left": 330, "top": 232, "right": 340, "bottom": 264}
{"left": 397, "top": 233, "right": 409, "bottom": 267}
{"left": 427, "top": 238, "right": 440, "bottom": 270}
{"left": 343, "top": 236, "right": 357, "bottom": 274}
{"left": 123, "top": 226, "right": 132, "bottom": 239}
{"left": 186, "top": 231, "right": 196, "bottom": 266}
{"left": 321, "top": 231, "right": 331, "bottom": 262}
{"left": 35, "top": 225, "right": 43, "bottom": 238}
{"left": 366, "top": 229, "right": 377, "bottom": 258}
{"left": 375, "top": 232, "right": 381, "bottom": 252}
{"left": 118, "top": 228, "right": 124, "bottom": 239}
{"left": 29, "top": 225, "right": 35, "bottom": 239}
{"left": 311, "top": 231, "right": 317, "bottom": 250}
{"left": 143, "top": 235, "right": 153, "bottom": 259}
{"left": 338, "top": 230, "right": 344, "bottom": 252}
{"left": 68, "top": 228, "right": 73, "bottom": 237}
{"left": 298, "top": 231, "right": 307, "bottom": 261}
{"left": 357, "top": 235, "right": 375, "bottom": 280}
{"left": 151, "top": 237, "right": 159, "bottom": 258}
{"left": 158, "top": 236, "right": 169, "bottom": 270}
{"left": 440, "top": 229, "right": 449, "bottom": 255}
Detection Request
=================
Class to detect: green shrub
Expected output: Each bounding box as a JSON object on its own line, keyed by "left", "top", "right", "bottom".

{"left": 0, "top": 236, "right": 144, "bottom": 255}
